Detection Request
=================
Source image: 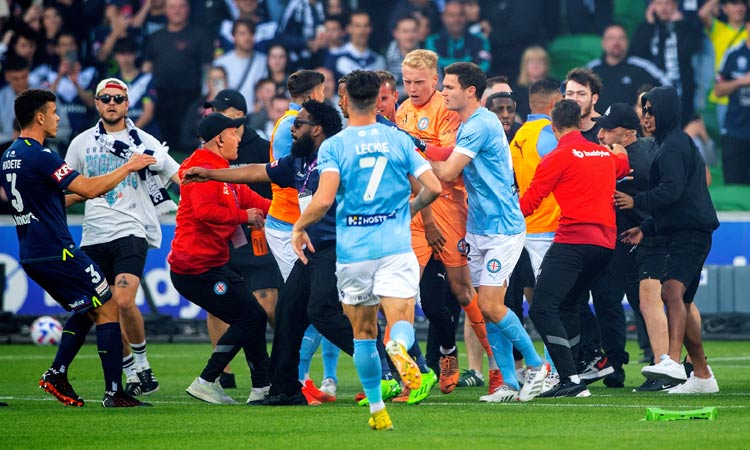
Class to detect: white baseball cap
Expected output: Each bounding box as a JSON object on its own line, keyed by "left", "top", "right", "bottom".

{"left": 95, "top": 78, "right": 128, "bottom": 96}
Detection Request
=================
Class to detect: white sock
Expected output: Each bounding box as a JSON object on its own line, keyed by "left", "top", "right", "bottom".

{"left": 131, "top": 340, "right": 150, "bottom": 371}
{"left": 369, "top": 400, "right": 385, "bottom": 414}
{"left": 570, "top": 375, "right": 581, "bottom": 384}
{"left": 440, "top": 346, "right": 456, "bottom": 355}
{"left": 123, "top": 355, "right": 138, "bottom": 381}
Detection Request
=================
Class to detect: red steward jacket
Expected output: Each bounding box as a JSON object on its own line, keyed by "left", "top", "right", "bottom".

{"left": 519, "top": 131, "right": 630, "bottom": 249}
{"left": 168, "top": 149, "right": 271, "bottom": 275}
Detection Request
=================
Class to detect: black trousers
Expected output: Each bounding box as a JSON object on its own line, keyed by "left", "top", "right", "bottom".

{"left": 421, "top": 257, "right": 461, "bottom": 374}
{"left": 577, "top": 239, "right": 638, "bottom": 369}
{"left": 529, "top": 243, "right": 613, "bottom": 380}
{"left": 156, "top": 88, "right": 200, "bottom": 154}
{"left": 721, "top": 134, "right": 750, "bottom": 184}
{"left": 170, "top": 266, "right": 270, "bottom": 386}
{"left": 268, "top": 244, "right": 354, "bottom": 396}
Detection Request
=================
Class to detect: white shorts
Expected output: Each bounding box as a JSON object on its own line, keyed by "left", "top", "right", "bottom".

{"left": 337, "top": 252, "right": 420, "bottom": 306}
{"left": 265, "top": 227, "right": 297, "bottom": 281}
{"left": 525, "top": 237, "right": 553, "bottom": 278}
{"left": 465, "top": 232, "right": 525, "bottom": 287}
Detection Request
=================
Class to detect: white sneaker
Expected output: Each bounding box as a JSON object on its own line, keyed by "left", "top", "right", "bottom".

{"left": 246, "top": 385, "right": 270, "bottom": 404}
{"left": 641, "top": 355, "right": 687, "bottom": 384}
{"left": 542, "top": 372, "right": 560, "bottom": 394}
{"left": 320, "top": 378, "right": 337, "bottom": 397}
{"left": 479, "top": 384, "right": 519, "bottom": 403}
{"left": 186, "top": 377, "right": 237, "bottom": 404}
{"left": 518, "top": 362, "right": 550, "bottom": 402}
{"left": 667, "top": 368, "right": 719, "bottom": 394}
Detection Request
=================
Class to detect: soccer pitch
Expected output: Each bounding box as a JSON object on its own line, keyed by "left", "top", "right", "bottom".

{"left": 1, "top": 340, "right": 748, "bottom": 450}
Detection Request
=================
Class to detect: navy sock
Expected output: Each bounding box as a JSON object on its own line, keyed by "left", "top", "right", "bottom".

{"left": 96, "top": 322, "right": 124, "bottom": 393}
{"left": 52, "top": 314, "right": 93, "bottom": 373}
{"left": 408, "top": 341, "right": 430, "bottom": 374}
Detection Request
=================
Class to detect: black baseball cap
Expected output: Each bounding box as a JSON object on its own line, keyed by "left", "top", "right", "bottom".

{"left": 198, "top": 113, "right": 246, "bottom": 142}
{"left": 204, "top": 89, "right": 248, "bottom": 115}
{"left": 592, "top": 103, "right": 640, "bottom": 130}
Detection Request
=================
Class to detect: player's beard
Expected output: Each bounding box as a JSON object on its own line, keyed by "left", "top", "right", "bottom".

{"left": 291, "top": 133, "right": 316, "bottom": 158}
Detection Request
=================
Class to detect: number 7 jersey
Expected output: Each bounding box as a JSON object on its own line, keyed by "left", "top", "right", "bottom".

{"left": 1, "top": 137, "right": 81, "bottom": 263}
{"left": 317, "top": 123, "right": 430, "bottom": 264}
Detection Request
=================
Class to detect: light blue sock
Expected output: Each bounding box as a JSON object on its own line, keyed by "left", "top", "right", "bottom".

{"left": 298, "top": 325, "right": 322, "bottom": 382}
{"left": 389, "top": 320, "right": 415, "bottom": 350}
{"left": 354, "top": 339, "right": 382, "bottom": 405}
{"left": 321, "top": 338, "right": 340, "bottom": 383}
{"left": 487, "top": 323, "right": 519, "bottom": 390}
{"left": 497, "top": 309, "right": 543, "bottom": 368}
{"left": 544, "top": 345, "right": 558, "bottom": 374}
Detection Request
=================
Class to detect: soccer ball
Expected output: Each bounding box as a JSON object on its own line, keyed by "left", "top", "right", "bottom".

{"left": 30, "top": 316, "right": 63, "bottom": 346}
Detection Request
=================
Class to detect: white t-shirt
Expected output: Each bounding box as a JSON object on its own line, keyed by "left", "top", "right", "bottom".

{"left": 66, "top": 126, "right": 180, "bottom": 248}
{"left": 213, "top": 51, "right": 268, "bottom": 112}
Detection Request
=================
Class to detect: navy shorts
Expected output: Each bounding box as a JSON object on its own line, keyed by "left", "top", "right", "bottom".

{"left": 81, "top": 235, "right": 148, "bottom": 284}
{"left": 23, "top": 248, "right": 112, "bottom": 314}
{"left": 636, "top": 243, "right": 667, "bottom": 281}
{"left": 227, "top": 227, "right": 283, "bottom": 291}
{"left": 663, "top": 230, "right": 712, "bottom": 303}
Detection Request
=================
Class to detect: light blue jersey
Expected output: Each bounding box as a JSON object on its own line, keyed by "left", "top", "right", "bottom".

{"left": 454, "top": 107, "right": 526, "bottom": 236}
{"left": 318, "top": 123, "right": 430, "bottom": 263}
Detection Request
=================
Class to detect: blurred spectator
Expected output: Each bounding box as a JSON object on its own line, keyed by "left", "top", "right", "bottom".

{"left": 142, "top": 0, "right": 213, "bottom": 153}
{"left": 413, "top": 10, "right": 432, "bottom": 44}
{"left": 29, "top": 30, "right": 96, "bottom": 152}
{"left": 388, "top": 0, "right": 442, "bottom": 44}
{"left": 480, "top": 0, "right": 557, "bottom": 83}
{"left": 308, "top": 14, "right": 346, "bottom": 68}
{"left": 138, "top": 0, "right": 167, "bottom": 37}
{"left": 386, "top": 15, "right": 421, "bottom": 95}
{"left": 699, "top": 0, "right": 747, "bottom": 134}
{"left": 216, "top": 0, "right": 273, "bottom": 54}
{"left": 39, "top": 6, "right": 64, "bottom": 65}
{"left": 247, "top": 77, "right": 276, "bottom": 131}
{"left": 565, "top": 0, "right": 613, "bottom": 35}
{"left": 179, "top": 66, "right": 228, "bottom": 154}
{"left": 275, "top": 0, "right": 326, "bottom": 70}
{"left": 0, "top": 57, "right": 29, "bottom": 146}
{"left": 90, "top": 3, "right": 137, "bottom": 68}
{"left": 325, "top": 10, "right": 385, "bottom": 81}
{"left": 424, "top": 0, "right": 491, "bottom": 76}
{"left": 324, "top": 0, "right": 352, "bottom": 17}
{"left": 587, "top": 23, "right": 670, "bottom": 110}
{"left": 464, "top": 0, "right": 489, "bottom": 38}
{"left": 684, "top": 115, "right": 718, "bottom": 170}
{"left": 564, "top": 67, "right": 603, "bottom": 143}
{"left": 631, "top": 0, "right": 702, "bottom": 126}
{"left": 715, "top": 31, "right": 750, "bottom": 184}
{"left": 113, "top": 37, "right": 159, "bottom": 137}
{"left": 214, "top": 19, "right": 268, "bottom": 110}
{"left": 1, "top": 23, "right": 38, "bottom": 68}
{"left": 515, "top": 46, "right": 553, "bottom": 121}
{"left": 266, "top": 43, "right": 290, "bottom": 97}
{"left": 257, "top": 94, "right": 290, "bottom": 139}
{"left": 314, "top": 65, "right": 338, "bottom": 107}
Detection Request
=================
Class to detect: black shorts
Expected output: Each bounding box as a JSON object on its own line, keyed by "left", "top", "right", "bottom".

{"left": 81, "top": 235, "right": 148, "bottom": 284}
{"left": 636, "top": 243, "right": 667, "bottom": 281}
{"left": 227, "top": 228, "right": 283, "bottom": 291}
{"left": 663, "top": 230, "right": 712, "bottom": 303}
{"left": 23, "top": 248, "right": 112, "bottom": 314}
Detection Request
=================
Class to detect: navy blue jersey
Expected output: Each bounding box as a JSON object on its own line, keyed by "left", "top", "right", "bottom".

{"left": 719, "top": 42, "right": 750, "bottom": 140}
{"left": 265, "top": 153, "right": 336, "bottom": 248}
{"left": 1, "top": 137, "right": 80, "bottom": 263}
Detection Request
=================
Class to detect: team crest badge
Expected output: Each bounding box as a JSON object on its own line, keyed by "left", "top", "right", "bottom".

{"left": 486, "top": 259, "right": 501, "bottom": 274}
{"left": 457, "top": 238, "right": 469, "bottom": 255}
{"left": 214, "top": 281, "right": 228, "bottom": 295}
{"left": 417, "top": 117, "right": 429, "bottom": 130}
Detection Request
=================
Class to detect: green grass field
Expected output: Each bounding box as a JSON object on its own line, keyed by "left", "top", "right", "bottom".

{"left": 1, "top": 340, "right": 748, "bottom": 450}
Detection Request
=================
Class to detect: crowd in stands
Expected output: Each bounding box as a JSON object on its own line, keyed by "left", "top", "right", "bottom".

{"left": 0, "top": 0, "right": 748, "bottom": 184}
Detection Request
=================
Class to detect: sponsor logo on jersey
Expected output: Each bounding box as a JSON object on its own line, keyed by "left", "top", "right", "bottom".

{"left": 52, "top": 163, "right": 74, "bottom": 182}
{"left": 12, "top": 212, "right": 39, "bottom": 226}
{"left": 214, "top": 281, "right": 228, "bottom": 295}
{"left": 346, "top": 212, "right": 397, "bottom": 226}
{"left": 572, "top": 149, "right": 611, "bottom": 158}
{"left": 95, "top": 280, "right": 109, "bottom": 296}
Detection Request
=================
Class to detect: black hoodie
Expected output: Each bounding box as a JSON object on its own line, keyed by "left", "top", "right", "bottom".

{"left": 633, "top": 86, "right": 719, "bottom": 236}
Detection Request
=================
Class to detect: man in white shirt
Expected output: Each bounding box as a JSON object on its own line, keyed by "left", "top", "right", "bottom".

{"left": 65, "top": 78, "right": 181, "bottom": 397}
{"left": 214, "top": 18, "right": 268, "bottom": 110}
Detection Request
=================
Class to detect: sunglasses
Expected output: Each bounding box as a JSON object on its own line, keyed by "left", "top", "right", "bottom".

{"left": 97, "top": 94, "right": 128, "bottom": 104}
{"left": 642, "top": 106, "right": 654, "bottom": 117}
{"left": 293, "top": 118, "right": 318, "bottom": 128}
